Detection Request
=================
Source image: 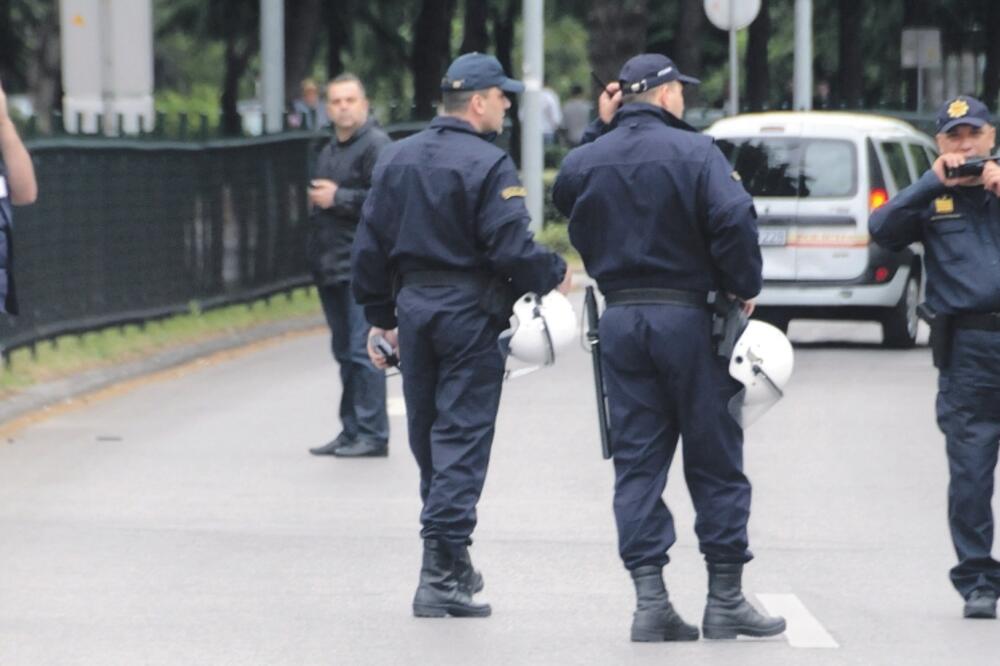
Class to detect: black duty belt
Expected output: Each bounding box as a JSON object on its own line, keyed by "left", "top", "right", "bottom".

{"left": 954, "top": 312, "right": 1000, "bottom": 331}
{"left": 604, "top": 288, "right": 708, "bottom": 308}
{"left": 400, "top": 270, "right": 491, "bottom": 288}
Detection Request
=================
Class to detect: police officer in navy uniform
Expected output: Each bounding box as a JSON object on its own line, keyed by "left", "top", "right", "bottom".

{"left": 870, "top": 95, "right": 1000, "bottom": 620}
{"left": 351, "top": 52, "right": 570, "bottom": 618}
{"left": 306, "top": 74, "right": 391, "bottom": 458}
{"left": 553, "top": 54, "right": 786, "bottom": 642}
{"left": 0, "top": 79, "right": 37, "bottom": 314}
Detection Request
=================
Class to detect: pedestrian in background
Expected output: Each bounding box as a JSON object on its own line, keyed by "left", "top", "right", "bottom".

{"left": 0, "top": 79, "right": 37, "bottom": 316}
{"left": 870, "top": 95, "right": 1000, "bottom": 620}
{"left": 553, "top": 53, "right": 785, "bottom": 643}
{"left": 352, "top": 52, "right": 570, "bottom": 618}
{"left": 290, "top": 78, "right": 329, "bottom": 131}
{"left": 307, "top": 74, "right": 391, "bottom": 458}
{"left": 560, "top": 83, "right": 593, "bottom": 147}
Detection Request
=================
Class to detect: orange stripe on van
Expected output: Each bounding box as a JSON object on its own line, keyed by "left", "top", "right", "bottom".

{"left": 787, "top": 233, "right": 870, "bottom": 248}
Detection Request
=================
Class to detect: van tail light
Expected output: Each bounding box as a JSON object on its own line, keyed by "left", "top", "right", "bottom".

{"left": 869, "top": 188, "right": 889, "bottom": 211}
{"left": 874, "top": 266, "right": 891, "bottom": 283}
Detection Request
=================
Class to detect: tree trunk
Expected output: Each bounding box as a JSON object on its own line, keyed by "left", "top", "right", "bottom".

{"left": 221, "top": 37, "right": 254, "bottom": 136}
{"left": 746, "top": 0, "right": 770, "bottom": 111}
{"left": 460, "top": 0, "right": 489, "bottom": 54}
{"left": 284, "top": 0, "right": 323, "bottom": 104}
{"left": 411, "top": 0, "right": 456, "bottom": 120}
{"left": 838, "top": 0, "right": 863, "bottom": 108}
{"left": 325, "top": 1, "right": 353, "bottom": 81}
{"left": 982, "top": 0, "right": 1000, "bottom": 109}
{"left": 675, "top": 0, "right": 705, "bottom": 107}
{"left": 492, "top": 0, "right": 519, "bottom": 163}
{"left": 587, "top": 0, "right": 648, "bottom": 94}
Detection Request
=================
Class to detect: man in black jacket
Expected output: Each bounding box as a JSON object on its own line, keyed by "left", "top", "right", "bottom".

{"left": 307, "top": 74, "right": 391, "bottom": 458}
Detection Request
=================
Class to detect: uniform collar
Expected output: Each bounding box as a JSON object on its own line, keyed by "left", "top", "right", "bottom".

{"left": 429, "top": 115, "right": 498, "bottom": 142}
{"left": 611, "top": 102, "right": 699, "bottom": 133}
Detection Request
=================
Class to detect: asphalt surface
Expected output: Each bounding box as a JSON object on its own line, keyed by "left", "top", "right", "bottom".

{"left": 2, "top": 304, "right": 999, "bottom": 665}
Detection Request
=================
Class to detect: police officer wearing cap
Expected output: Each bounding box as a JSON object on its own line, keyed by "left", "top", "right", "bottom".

{"left": 553, "top": 53, "right": 786, "bottom": 642}
{"left": 352, "top": 52, "right": 570, "bottom": 618}
{"left": 870, "top": 95, "right": 1000, "bottom": 620}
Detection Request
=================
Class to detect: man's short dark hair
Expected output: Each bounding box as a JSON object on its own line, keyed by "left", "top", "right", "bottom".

{"left": 441, "top": 89, "right": 482, "bottom": 113}
{"left": 328, "top": 73, "right": 366, "bottom": 97}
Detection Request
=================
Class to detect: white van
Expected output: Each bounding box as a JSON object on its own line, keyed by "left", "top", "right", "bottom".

{"left": 705, "top": 112, "right": 938, "bottom": 348}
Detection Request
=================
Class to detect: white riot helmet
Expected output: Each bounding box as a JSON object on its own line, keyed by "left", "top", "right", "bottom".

{"left": 503, "top": 291, "right": 578, "bottom": 366}
{"left": 727, "top": 320, "right": 794, "bottom": 427}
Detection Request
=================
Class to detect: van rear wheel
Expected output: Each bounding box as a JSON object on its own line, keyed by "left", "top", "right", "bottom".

{"left": 882, "top": 274, "right": 919, "bottom": 349}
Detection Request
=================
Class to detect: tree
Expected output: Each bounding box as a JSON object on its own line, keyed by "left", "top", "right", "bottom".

{"left": 746, "top": 0, "right": 770, "bottom": 110}
{"left": 460, "top": 0, "right": 490, "bottom": 54}
{"left": 587, "top": 1, "right": 648, "bottom": 88}
{"left": 675, "top": 0, "right": 706, "bottom": 107}
{"left": 838, "top": 0, "right": 864, "bottom": 107}
{"left": 284, "top": 0, "right": 323, "bottom": 104}
{"left": 411, "top": 0, "right": 456, "bottom": 119}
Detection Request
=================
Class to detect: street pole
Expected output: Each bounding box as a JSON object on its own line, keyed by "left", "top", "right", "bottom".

{"left": 521, "top": 0, "right": 544, "bottom": 234}
{"left": 260, "top": 0, "right": 284, "bottom": 134}
{"left": 793, "top": 0, "right": 813, "bottom": 110}
{"left": 729, "top": 26, "right": 739, "bottom": 116}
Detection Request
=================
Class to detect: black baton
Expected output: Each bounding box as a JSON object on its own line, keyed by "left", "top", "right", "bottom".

{"left": 585, "top": 286, "right": 612, "bottom": 459}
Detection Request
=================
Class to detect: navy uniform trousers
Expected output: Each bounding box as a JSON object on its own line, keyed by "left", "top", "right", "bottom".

{"left": 396, "top": 284, "right": 505, "bottom": 545}
{"left": 601, "top": 302, "right": 752, "bottom": 570}
{"left": 937, "top": 327, "right": 1000, "bottom": 598}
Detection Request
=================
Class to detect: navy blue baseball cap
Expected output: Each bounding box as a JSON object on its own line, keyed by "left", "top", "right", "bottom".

{"left": 937, "top": 95, "right": 993, "bottom": 133}
{"left": 618, "top": 53, "right": 700, "bottom": 94}
{"left": 441, "top": 52, "right": 525, "bottom": 94}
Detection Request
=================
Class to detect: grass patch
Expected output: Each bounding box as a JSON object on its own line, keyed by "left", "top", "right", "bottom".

{"left": 0, "top": 287, "right": 322, "bottom": 394}
{"left": 536, "top": 223, "right": 582, "bottom": 269}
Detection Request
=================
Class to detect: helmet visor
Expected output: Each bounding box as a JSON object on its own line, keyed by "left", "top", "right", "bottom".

{"left": 727, "top": 364, "right": 785, "bottom": 428}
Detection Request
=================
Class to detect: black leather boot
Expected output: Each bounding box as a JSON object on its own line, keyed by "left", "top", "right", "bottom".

{"left": 629, "top": 566, "right": 699, "bottom": 642}
{"left": 964, "top": 588, "right": 998, "bottom": 619}
{"left": 454, "top": 545, "right": 485, "bottom": 594}
{"left": 412, "top": 539, "right": 491, "bottom": 618}
{"left": 702, "top": 562, "right": 786, "bottom": 639}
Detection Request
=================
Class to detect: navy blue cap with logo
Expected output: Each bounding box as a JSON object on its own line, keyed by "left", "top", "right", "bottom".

{"left": 617, "top": 53, "right": 700, "bottom": 94}
{"left": 441, "top": 52, "right": 525, "bottom": 94}
{"left": 936, "top": 95, "right": 993, "bottom": 134}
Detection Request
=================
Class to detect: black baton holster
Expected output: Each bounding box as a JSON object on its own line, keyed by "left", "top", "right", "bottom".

{"left": 918, "top": 303, "right": 953, "bottom": 369}
{"left": 709, "top": 293, "right": 748, "bottom": 358}
{"left": 479, "top": 275, "right": 517, "bottom": 325}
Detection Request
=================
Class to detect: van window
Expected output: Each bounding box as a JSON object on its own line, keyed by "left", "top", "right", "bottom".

{"left": 880, "top": 141, "right": 912, "bottom": 189}
{"left": 908, "top": 143, "right": 932, "bottom": 175}
{"left": 716, "top": 138, "right": 857, "bottom": 198}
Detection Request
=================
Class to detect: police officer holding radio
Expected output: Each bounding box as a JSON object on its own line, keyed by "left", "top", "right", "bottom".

{"left": 870, "top": 95, "right": 1000, "bottom": 620}
{"left": 351, "top": 52, "right": 570, "bottom": 618}
{"left": 553, "top": 53, "right": 786, "bottom": 642}
{"left": 0, "top": 79, "right": 37, "bottom": 315}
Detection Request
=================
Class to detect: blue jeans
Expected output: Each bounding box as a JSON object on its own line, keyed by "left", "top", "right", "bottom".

{"left": 317, "top": 282, "right": 389, "bottom": 444}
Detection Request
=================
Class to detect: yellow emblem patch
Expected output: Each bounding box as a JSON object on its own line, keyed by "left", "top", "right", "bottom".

{"left": 934, "top": 196, "right": 955, "bottom": 214}
{"left": 501, "top": 186, "right": 527, "bottom": 200}
{"left": 948, "top": 99, "right": 970, "bottom": 119}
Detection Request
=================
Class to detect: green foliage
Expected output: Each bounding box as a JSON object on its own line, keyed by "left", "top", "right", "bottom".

{"left": 0, "top": 289, "right": 322, "bottom": 392}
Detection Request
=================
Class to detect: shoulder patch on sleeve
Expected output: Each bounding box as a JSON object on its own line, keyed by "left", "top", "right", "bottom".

{"left": 501, "top": 186, "right": 527, "bottom": 200}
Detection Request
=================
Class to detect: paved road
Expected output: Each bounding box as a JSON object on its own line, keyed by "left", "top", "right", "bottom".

{"left": 2, "top": 307, "right": 998, "bottom": 665}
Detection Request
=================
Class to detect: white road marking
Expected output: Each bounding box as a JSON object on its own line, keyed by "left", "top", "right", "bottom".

{"left": 388, "top": 397, "right": 407, "bottom": 416}
{"left": 756, "top": 593, "right": 839, "bottom": 648}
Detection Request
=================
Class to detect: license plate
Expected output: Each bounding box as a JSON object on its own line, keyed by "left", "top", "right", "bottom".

{"left": 758, "top": 228, "right": 788, "bottom": 247}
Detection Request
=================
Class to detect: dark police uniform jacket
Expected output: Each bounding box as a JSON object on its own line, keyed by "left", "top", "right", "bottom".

{"left": 352, "top": 116, "right": 566, "bottom": 329}
{"left": 552, "top": 103, "right": 761, "bottom": 300}
{"left": 869, "top": 170, "right": 1000, "bottom": 315}
{"left": 308, "top": 118, "right": 391, "bottom": 286}
{"left": 0, "top": 160, "right": 18, "bottom": 315}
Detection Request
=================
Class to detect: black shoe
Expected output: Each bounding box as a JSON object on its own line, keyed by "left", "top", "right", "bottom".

{"left": 331, "top": 438, "right": 388, "bottom": 457}
{"left": 455, "top": 545, "right": 485, "bottom": 594}
{"left": 629, "top": 565, "right": 699, "bottom": 642}
{"left": 702, "top": 562, "right": 786, "bottom": 639}
{"left": 309, "top": 432, "right": 355, "bottom": 456}
{"left": 412, "top": 539, "right": 491, "bottom": 618}
{"left": 964, "top": 589, "right": 998, "bottom": 619}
